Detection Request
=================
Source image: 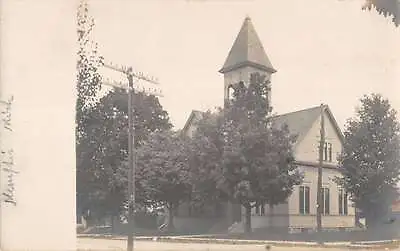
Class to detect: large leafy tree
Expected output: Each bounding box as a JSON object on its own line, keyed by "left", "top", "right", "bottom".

{"left": 191, "top": 73, "right": 302, "bottom": 233}
{"left": 78, "top": 88, "right": 172, "bottom": 223}
{"left": 221, "top": 73, "right": 302, "bottom": 233}
{"left": 76, "top": 0, "right": 103, "bottom": 224}
{"left": 336, "top": 93, "right": 400, "bottom": 228}
{"left": 76, "top": 0, "right": 102, "bottom": 132}
{"left": 188, "top": 111, "right": 228, "bottom": 215}
{"left": 136, "top": 130, "right": 192, "bottom": 232}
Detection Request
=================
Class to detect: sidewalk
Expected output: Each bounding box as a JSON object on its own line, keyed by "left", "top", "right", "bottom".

{"left": 78, "top": 234, "right": 400, "bottom": 249}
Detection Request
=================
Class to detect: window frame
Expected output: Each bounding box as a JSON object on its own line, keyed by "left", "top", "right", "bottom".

{"left": 299, "top": 185, "right": 310, "bottom": 215}
{"left": 320, "top": 142, "right": 333, "bottom": 162}
{"left": 328, "top": 143, "right": 333, "bottom": 162}
{"left": 338, "top": 188, "right": 348, "bottom": 216}
{"left": 255, "top": 203, "right": 266, "bottom": 216}
{"left": 321, "top": 187, "right": 330, "bottom": 215}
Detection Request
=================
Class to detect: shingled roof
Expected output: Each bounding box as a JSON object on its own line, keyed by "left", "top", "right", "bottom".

{"left": 219, "top": 16, "right": 276, "bottom": 74}
{"left": 182, "top": 105, "right": 344, "bottom": 145}
{"left": 271, "top": 106, "right": 323, "bottom": 144}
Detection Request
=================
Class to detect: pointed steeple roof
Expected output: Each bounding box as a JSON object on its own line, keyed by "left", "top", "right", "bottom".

{"left": 219, "top": 16, "right": 276, "bottom": 74}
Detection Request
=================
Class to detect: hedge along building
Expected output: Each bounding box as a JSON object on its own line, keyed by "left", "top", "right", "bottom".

{"left": 177, "top": 16, "right": 356, "bottom": 233}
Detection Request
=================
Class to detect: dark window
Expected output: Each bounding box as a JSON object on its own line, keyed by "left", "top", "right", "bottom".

{"left": 321, "top": 142, "right": 333, "bottom": 162}
{"left": 339, "top": 188, "right": 348, "bottom": 215}
{"left": 255, "top": 203, "right": 265, "bottom": 216}
{"left": 339, "top": 189, "right": 343, "bottom": 215}
{"left": 321, "top": 187, "right": 330, "bottom": 215}
{"left": 299, "top": 186, "right": 310, "bottom": 215}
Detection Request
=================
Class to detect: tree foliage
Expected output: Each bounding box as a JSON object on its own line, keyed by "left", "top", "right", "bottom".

{"left": 136, "top": 130, "right": 192, "bottom": 231}
{"left": 77, "top": 88, "right": 172, "bottom": 221}
{"left": 188, "top": 110, "right": 228, "bottom": 213}
{"left": 336, "top": 93, "right": 400, "bottom": 227}
{"left": 75, "top": 1, "right": 173, "bottom": 223}
{"left": 76, "top": 0, "right": 104, "bottom": 223}
{"left": 76, "top": 0, "right": 103, "bottom": 141}
{"left": 190, "top": 73, "right": 302, "bottom": 233}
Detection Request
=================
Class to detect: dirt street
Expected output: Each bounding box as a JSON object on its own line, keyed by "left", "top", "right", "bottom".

{"left": 78, "top": 237, "right": 399, "bottom": 251}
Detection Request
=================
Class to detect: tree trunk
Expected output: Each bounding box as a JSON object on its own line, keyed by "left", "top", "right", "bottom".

{"left": 268, "top": 204, "right": 274, "bottom": 229}
{"left": 244, "top": 205, "right": 252, "bottom": 233}
{"left": 167, "top": 204, "right": 175, "bottom": 233}
{"left": 227, "top": 201, "right": 234, "bottom": 226}
{"left": 81, "top": 215, "right": 87, "bottom": 229}
{"left": 111, "top": 214, "right": 119, "bottom": 234}
{"left": 365, "top": 210, "right": 379, "bottom": 229}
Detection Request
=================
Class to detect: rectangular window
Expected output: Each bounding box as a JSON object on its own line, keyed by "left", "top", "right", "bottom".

{"left": 299, "top": 186, "right": 310, "bottom": 215}
{"left": 338, "top": 189, "right": 343, "bottom": 215}
{"left": 339, "top": 188, "right": 348, "bottom": 215}
{"left": 255, "top": 203, "right": 265, "bottom": 216}
{"left": 321, "top": 187, "right": 330, "bottom": 215}
{"left": 328, "top": 143, "right": 332, "bottom": 162}
{"left": 320, "top": 142, "right": 333, "bottom": 162}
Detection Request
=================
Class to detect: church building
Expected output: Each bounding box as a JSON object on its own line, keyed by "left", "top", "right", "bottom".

{"left": 178, "top": 16, "right": 356, "bottom": 233}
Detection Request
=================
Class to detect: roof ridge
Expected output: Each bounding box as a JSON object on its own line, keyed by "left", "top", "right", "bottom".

{"left": 272, "top": 105, "right": 323, "bottom": 118}
{"left": 190, "top": 105, "right": 327, "bottom": 118}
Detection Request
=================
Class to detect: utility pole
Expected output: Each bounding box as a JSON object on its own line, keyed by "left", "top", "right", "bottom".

{"left": 317, "top": 103, "right": 325, "bottom": 235}
{"left": 101, "top": 61, "right": 162, "bottom": 251}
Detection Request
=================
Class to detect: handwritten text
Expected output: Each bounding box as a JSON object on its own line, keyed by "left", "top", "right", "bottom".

{"left": 0, "top": 95, "right": 17, "bottom": 206}
{"left": 0, "top": 96, "right": 13, "bottom": 132}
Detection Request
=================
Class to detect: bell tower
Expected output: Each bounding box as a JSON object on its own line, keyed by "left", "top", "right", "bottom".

{"left": 219, "top": 16, "right": 276, "bottom": 108}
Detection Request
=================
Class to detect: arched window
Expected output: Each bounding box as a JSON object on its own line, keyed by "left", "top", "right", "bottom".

{"left": 227, "top": 84, "right": 235, "bottom": 101}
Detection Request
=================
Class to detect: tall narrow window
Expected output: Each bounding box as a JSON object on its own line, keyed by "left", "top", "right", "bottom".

{"left": 328, "top": 143, "right": 333, "bottom": 162}
{"left": 339, "top": 188, "right": 348, "bottom": 215}
{"left": 299, "top": 186, "right": 310, "bottom": 215}
{"left": 338, "top": 189, "right": 343, "bottom": 215}
{"left": 299, "top": 186, "right": 304, "bottom": 214}
{"left": 227, "top": 85, "right": 235, "bottom": 101}
{"left": 255, "top": 203, "right": 265, "bottom": 216}
{"left": 320, "top": 142, "right": 333, "bottom": 162}
{"left": 321, "top": 187, "right": 330, "bottom": 215}
{"left": 261, "top": 203, "right": 265, "bottom": 216}
{"left": 305, "top": 186, "right": 310, "bottom": 214}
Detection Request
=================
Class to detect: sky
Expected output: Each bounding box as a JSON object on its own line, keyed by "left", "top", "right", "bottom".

{"left": 90, "top": 0, "right": 400, "bottom": 130}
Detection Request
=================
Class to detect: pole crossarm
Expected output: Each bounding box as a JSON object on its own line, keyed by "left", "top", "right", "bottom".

{"left": 102, "top": 61, "right": 160, "bottom": 85}
{"left": 102, "top": 79, "right": 164, "bottom": 97}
